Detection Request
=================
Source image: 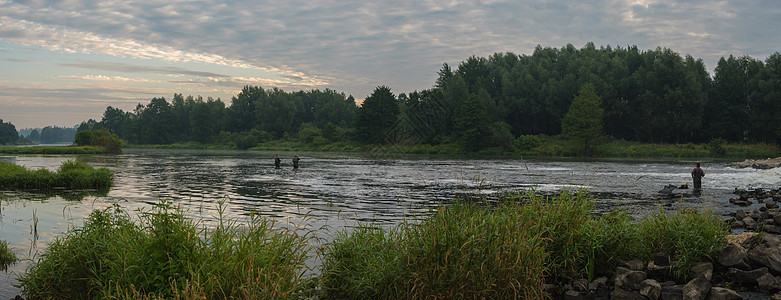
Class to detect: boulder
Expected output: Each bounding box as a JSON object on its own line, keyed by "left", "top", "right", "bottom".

{"left": 655, "top": 251, "right": 672, "bottom": 267}
{"left": 683, "top": 276, "right": 712, "bottom": 300}
{"left": 611, "top": 287, "right": 646, "bottom": 300}
{"left": 727, "top": 267, "right": 769, "bottom": 285}
{"left": 640, "top": 279, "right": 662, "bottom": 300}
{"left": 563, "top": 290, "right": 583, "bottom": 300}
{"left": 661, "top": 284, "right": 684, "bottom": 300}
{"left": 758, "top": 273, "right": 781, "bottom": 293}
{"left": 626, "top": 259, "right": 645, "bottom": 271}
{"left": 588, "top": 276, "right": 608, "bottom": 291}
{"left": 690, "top": 262, "right": 713, "bottom": 281}
{"left": 718, "top": 243, "right": 749, "bottom": 268}
{"left": 615, "top": 266, "right": 648, "bottom": 291}
{"left": 705, "top": 287, "right": 742, "bottom": 300}
{"left": 648, "top": 261, "right": 672, "bottom": 280}
{"left": 749, "top": 244, "right": 781, "bottom": 273}
{"left": 727, "top": 232, "right": 761, "bottom": 249}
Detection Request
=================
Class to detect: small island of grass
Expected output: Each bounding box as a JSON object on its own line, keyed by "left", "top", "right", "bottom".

{"left": 0, "top": 160, "right": 113, "bottom": 190}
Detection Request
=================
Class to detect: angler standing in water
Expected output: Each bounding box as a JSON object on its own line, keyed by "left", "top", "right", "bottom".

{"left": 292, "top": 155, "right": 300, "bottom": 169}
{"left": 274, "top": 154, "right": 281, "bottom": 169}
{"left": 691, "top": 163, "right": 705, "bottom": 190}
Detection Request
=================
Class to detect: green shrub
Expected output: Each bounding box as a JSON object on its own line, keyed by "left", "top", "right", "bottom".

{"left": 18, "top": 200, "right": 310, "bottom": 299}
{"left": 709, "top": 138, "right": 727, "bottom": 156}
{"left": 75, "top": 129, "right": 123, "bottom": 153}
{"left": 0, "top": 160, "right": 112, "bottom": 190}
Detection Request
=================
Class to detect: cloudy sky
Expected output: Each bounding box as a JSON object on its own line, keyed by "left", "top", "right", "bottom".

{"left": 1, "top": 0, "right": 779, "bottom": 129}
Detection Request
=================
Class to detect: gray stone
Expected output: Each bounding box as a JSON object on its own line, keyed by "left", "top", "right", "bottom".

{"left": 748, "top": 243, "right": 781, "bottom": 273}
{"left": 654, "top": 251, "right": 672, "bottom": 267}
{"left": 727, "top": 267, "right": 769, "bottom": 284}
{"left": 689, "top": 262, "right": 713, "bottom": 281}
{"left": 615, "top": 266, "right": 648, "bottom": 291}
{"left": 640, "top": 279, "right": 662, "bottom": 300}
{"left": 735, "top": 210, "right": 748, "bottom": 220}
{"left": 773, "top": 214, "right": 781, "bottom": 225}
{"left": 564, "top": 289, "right": 583, "bottom": 300}
{"left": 705, "top": 287, "right": 742, "bottom": 300}
{"left": 757, "top": 273, "right": 781, "bottom": 293}
{"left": 588, "top": 276, "right": 608, "bottom": 291}
{"left": 661, "top": 284, "right": 684, "bottom": 300}
{"left": 766, "top": 225, "right": 781, "bottom": 234}
{"left": 718, "top": 243, "right": 748, "bottom": 268}
{"left": 626, "top": 259, "right": 645, "bottom": 271}
{"left": 727, "top": 232, "right": 761, "bottom": 249}
{"left": 683, "top": 276, "right": 711, "bottom": 300}
{"left": 744, "top": 217, "right": 758, "bottom": 229}
{"left": 648, "top": 261, "right": 672, "bottom": 280}
{"left": 611, "top": 287, "right": 646, "bottom": 300}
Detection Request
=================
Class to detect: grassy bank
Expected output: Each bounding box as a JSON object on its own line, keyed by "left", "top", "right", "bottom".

{"left": 125, "top": 136, "right": 781, "bottom": 160}
{"left": 0, "top": 160, "right": 113, "bottom": 190}
{"left": 0, "top": 145, "right": 106, "bottom": 154}
{"left": 18, "top": 200, "right": 310, "bottom": 299}
{"left": 16, "top": 192, "right": 729, "bottom": 299}
{"left": 319, "top": 191, "right": 729, "bottom": 299}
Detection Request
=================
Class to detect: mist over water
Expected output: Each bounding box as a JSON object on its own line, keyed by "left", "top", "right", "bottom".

{"left": 2, "top": 150, "right": 779, "bottom": 297}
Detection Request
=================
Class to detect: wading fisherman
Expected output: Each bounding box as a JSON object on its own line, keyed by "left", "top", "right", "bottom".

{"left": 292, "top": 155, "right": 300, "bottom": 169}
{"left": 274, "top": 154, "right": 281, "bottom": 169}
{"left": 691, "top": 163, "right": 705, "bottom": 190}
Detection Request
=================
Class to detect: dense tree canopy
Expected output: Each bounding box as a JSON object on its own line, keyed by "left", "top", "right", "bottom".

{"left": 83, "top": 43, "right": 781, "bottom": 149}
{"left": 0, "top": 119, "right": 19, "bottom": 145}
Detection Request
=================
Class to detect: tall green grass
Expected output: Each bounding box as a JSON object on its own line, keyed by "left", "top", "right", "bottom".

{"left": 0, "top": 160, "right": 113, "bottom": 190}
{"left": 18, "top": 200, "right": 310, "bottom": 299}
{"left": 0, "top": 239, "right": 17, "bottom": 271}
{"left": 320, "top": 190, "right": 729, "bottom": 298}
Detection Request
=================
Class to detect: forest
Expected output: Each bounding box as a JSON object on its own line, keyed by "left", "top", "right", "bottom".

{"left": 72, "top": 43, "right": 780, "bottom": 151}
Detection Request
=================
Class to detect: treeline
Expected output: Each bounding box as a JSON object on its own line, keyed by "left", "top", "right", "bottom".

{"left": 23, "top": 126, "right": 78, "bottom": 144}
{"left": 82, "top": 43, "right": 781, "bottom": 150}
{"left": 0, "top": 119, "right": 19, "bottom": 145}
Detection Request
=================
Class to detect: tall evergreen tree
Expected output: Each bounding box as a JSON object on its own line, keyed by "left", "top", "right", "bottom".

{"left": 562, "top": 83, "right": 604, "bottom": 155}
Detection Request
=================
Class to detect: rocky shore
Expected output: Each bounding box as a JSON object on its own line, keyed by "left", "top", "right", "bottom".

{"left": 553, "top": 187, "right": 781, "bottom": 300}
{"left": 732, "top": 158, "right": 781, "bottom": 169}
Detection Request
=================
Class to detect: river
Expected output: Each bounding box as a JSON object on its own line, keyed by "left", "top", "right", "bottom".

{"left": 2, "top": 149, "right": 780, "bottom": 297}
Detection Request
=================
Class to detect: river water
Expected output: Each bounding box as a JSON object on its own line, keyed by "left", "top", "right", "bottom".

{"left": 2, "top": 149, "right": 780, "bottom": 297}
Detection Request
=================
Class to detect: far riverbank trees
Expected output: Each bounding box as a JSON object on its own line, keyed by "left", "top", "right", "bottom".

{"left": 80, "top": 43, "right": 781, "bottom": 152}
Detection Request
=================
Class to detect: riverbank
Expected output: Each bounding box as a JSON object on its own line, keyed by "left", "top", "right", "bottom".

{"left": 12, "top": 189, "right": 781, "bottom": 299}
{"left": 0, "top": 145, "right": 105, "bottom": 154}
{"left": 125, "top": 137, "right": 781, "bottom": 160}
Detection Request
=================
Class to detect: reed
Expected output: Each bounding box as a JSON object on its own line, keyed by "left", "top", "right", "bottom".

{"left": 319, "top": 190, "right": 729, "bottom": 298}
{"left": 0, "top": 160, "right": 112, "bottom": 190}
{"left": 637, "top": 206, "right": 729, "bottom": 280}
{"left": 18, "top": 200, "right": 310, "bottom": 299}
{"left": 0, "top": 239, "right": 17, "bottom": 271}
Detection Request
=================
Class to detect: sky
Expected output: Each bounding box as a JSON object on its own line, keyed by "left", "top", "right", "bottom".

{"left": 1, "top": 0, "right": 779, "bottom": 129}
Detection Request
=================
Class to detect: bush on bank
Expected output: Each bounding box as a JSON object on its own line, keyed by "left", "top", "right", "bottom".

{"left": 18, "top": 201, "right": 310, "bottom": 300}
{"left": 0, "top": 160, "right": 113, "bottom": 190}
{"left": 320, "top": 191, "right": 729, "bottom": 299}
{"left": 16, "top": 192, "right": 729, "bottom": 299}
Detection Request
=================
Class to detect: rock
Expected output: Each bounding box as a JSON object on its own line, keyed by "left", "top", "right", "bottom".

{"left": 648, "top": 261, "right": 672, "bottom": 280}
{"left": 718, "top": 243, "right": 748, "bottom": 268}
{"left": 661, "top": 284, "right": 684, "bottom": 300}
{"left": 615, "top": 266, "right": 648, "bottom": 291}
{"left": 690, "top": 262, "right": 713, "bottom": 281}
{"left": 768, "top": 202, "right": 780, "bottom": 209}
{"left": 626, "top": 259, "right": 645, "bottom": 271}
{"left": 564, "top": 289, "right": 583, "bottom": 300}
{"left": 660, "top": 184, "right": 679, "bottom": 194}
{"left": 758, "top": 273, "right": 781, "bottom": 293}
{"left": 640, "top": 279, "right": 662, "bottom": 300}
{"left": 735, "top": 210, "right": 748, "bottom": 220}
{"left": 743, "top": 217, "right": 758, "bottom": 229}
{"left": 766, "top": 225, "right": 781, "bottom": 234}
{"left": 655, "top": 251, "right": 672, "bottom": 267}
{"left": 732, "top": 158, "right": 781, "bottom": 169}
{"left": 705, "top": 287, "right": 742, "bottom": 300}
{"left": 748, "top": 244, "right": 781, "bottom": 273}
{"left": 611, "top": 287, "right": 646, "bottom": 300}
{"left": 588, "top": 276, "right": 608, "bottom": 291}
{"left": 727, "top": 267, "right": 769, "bottom": 284}
{"left": 774, "top": 214, "right": 781, "bottom": 225}
{"left": 683, "top": 276, "right": 712, "bottom": 300}
{"left": 544, "top": 283, "right": 557, "bottom": 295}
{"left": 573, "top": 278, "right": 589, "bottom": 292}
{"left": 727, "top": 232, "right": 761, "bottom": 249}
{"left": 763, "top": 234, "right": 781, "bottom": 247}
